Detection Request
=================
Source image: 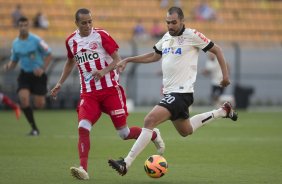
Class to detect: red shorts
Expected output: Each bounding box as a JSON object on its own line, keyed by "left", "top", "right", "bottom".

{"left": 77, "top": 86, "right": 128, "bottom": 129}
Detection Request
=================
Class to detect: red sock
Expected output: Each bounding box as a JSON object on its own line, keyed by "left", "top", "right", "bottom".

{"left": 125, "top": 126, "right": 157, "bottom": 140}
{"left": 151, "top": 130, "right": 157, "bottom": 140}
{"left": 78, "top": 127, "right": 90, "bottom": 171}
{"left": 2, "top": 95, "right": 18, "bottom": 109}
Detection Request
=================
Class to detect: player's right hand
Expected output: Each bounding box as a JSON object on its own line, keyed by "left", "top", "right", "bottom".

{"left": 116, "top": 59, "right": 128, "bottom": 73}
{"left": 50, "top": 83, "right": 61, "bottom": 100}
{"left": 0, "top": 64, "right": 9, "bottom": 72}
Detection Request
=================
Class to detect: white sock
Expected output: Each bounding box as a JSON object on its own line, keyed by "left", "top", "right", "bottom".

{"left": 190, "top": 108, "right": 226, "bottom": 132}
{"left": 124, "top": 128, "right": 153, "bottom": 168}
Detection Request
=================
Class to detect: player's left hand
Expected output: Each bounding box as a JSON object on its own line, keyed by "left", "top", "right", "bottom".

{"left": 33, "top": 68, "right": 44, "bottom": 77}
{"left": 1, "top": 63, "right": 11, "bottom": 72}
{"left": 116, "top": 59, "right": 128, "bottom": 73}
{"left": 50, "top": 83, "right": 61, "bottom": 100}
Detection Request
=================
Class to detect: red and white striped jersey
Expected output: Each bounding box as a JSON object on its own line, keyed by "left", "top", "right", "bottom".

{"left": 66, "top": 28, "right": 120, "bottom": 93}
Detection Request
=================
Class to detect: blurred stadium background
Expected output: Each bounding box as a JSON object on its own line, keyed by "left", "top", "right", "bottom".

{"left": 1, "top": 0, "right": 282, "bottom": 110}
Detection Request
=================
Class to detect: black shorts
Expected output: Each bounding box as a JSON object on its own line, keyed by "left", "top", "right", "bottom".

{"left": 158, "top": 93, "right": 194, "bottom": 121}
{"left": 17, "top": 70, "right": 47, "bottom": 95}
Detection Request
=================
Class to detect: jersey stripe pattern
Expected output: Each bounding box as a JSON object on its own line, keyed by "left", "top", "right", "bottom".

{"left": 66, "top": 28, "right": 119, "bottom": 93}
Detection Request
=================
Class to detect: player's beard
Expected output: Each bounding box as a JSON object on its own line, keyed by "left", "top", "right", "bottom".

{"left": 168, "top": 29, "right": 177, "bottom": 36}
{"left": 168, "top": 25, "right": 184, "bottom": 36}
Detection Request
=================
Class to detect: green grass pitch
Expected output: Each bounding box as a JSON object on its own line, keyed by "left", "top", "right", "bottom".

{"left": 0, "top": 109, "right": 282, "bottom": 184}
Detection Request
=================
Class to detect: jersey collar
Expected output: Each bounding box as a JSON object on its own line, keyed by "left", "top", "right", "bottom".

{"left": 176, "top": 25, "right": 185, "bottom": 36}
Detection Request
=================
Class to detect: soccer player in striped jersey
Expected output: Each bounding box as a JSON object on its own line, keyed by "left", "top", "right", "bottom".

{"left": 50, "top": 8, "right": 164, "bottom": 180}
{"left": 0, "top": 92, "right": 21, "bottom": 119}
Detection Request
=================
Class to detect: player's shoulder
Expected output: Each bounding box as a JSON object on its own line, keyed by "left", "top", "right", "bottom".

{"left": 183, "top": 28, "right": 198, "bottom": 37}
{"left": 94, "top": 28, "right": 111, "bottom": 36}
{"left": 12, "top": 37, "right": 19, "bottom": 45}
{"left": 28, "top": 33, "right": 41, "bottom": 41}
{"left": 65, "top": 30, "right": 77, "bottom": 43}
{"left": 157, "top": 32, "right": 171, "bottom": 43}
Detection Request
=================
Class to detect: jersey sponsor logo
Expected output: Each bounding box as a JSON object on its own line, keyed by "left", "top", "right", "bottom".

{"left": 194, "top": 30, "right": 209, "bottom": 43}
{"left": 75, "top": 51, "right": 99, "bottom": 64}
{"left": 110, "top": 109, "right": 125, "bottom": 115}
{"left": 162, "top": 47, "right": 182, "bottom": 55}
{"left": 84, "top": 72, "right": 94, "bottom": 82}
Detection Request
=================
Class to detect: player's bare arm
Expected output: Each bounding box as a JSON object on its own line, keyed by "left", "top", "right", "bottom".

{"left": 33, "top": 53, "right": 52, "bottom": 77}
{"left": 43, "top": 53, "right": 52, "bottom": 72}
{"left": 33, "top": 54, "right": 51, "bottom": 76}
{"left": 128, "top": 52, "right": 161, "bottom": 64}
{"left": 92, "top": 50, "right": 120, "bottom": 80}
{"left": 208, "top": 44, "right": 230, "bottom": 87}
{"left": 50, "top": 58, "right": 75, "bottom": 98}
{"left": 1, "top": 61, "right": 17, "bottom": 72}
{"left": 117, "top": 52, "right": 162, "bottom": 72}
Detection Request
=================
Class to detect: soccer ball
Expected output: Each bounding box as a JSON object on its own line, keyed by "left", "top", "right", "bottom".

{"left": 144, "top": 155, "right": 168, "bottom": 178}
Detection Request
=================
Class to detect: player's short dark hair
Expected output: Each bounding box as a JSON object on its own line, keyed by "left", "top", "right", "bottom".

{"left": 75, "top": 8, "right": 91, "bottom": 22}
{"left": 18, "top": 16, "right": 28, "bottom": 23}
{"left": 168, "top": 6, "right": 184, "bottom": 20}
{"left": 17, "top": 16, "right": 28, "bottom": 26}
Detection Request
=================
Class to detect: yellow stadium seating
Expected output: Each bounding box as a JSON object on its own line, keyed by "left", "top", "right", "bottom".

{"left": 0, "top": 0, "right": 281, "bottom": 46}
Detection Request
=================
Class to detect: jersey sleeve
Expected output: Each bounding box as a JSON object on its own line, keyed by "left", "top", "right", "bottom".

{"left": 191, "top": 29, "right": 214, "bottom": 52}
{"left": 66, "top": 39, "right": 74, "bottom": 59}
{"left": 154, "top": 36, "right": 165, "bottom": 55}
{"left": 38, "top": 39, "right": 51, "bottom": 56}
{"left": 10, "top": 43, "right": 19, "bottom": 62}
{"left": 98, "top": 30, "right": 119, "bottom": 55}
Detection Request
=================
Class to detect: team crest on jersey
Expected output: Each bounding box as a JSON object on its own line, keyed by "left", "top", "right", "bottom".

{"left": 177, "top": 36, "right": 184, "bottom": 45}
{"left": 89, "top": 42, "right": 98, "bottom": 50}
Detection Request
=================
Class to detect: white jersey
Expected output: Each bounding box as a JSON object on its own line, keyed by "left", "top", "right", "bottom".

{"left": 204, "top": 58, "right": 222, "bottom": 86}
{"left": 66, "top": 28, "right": 119, "bottom": 94}
{"left": 155, "top": 28, "right": 213, "bottom": 94}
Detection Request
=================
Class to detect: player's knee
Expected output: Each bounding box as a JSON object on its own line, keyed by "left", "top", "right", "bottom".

{"left": 144, "top": 114, "right": 157, "bottom": 127}
{"left": 179, "top": 130, "right": 193, "bottom": 137}
{"left": 35, "top": 102, "right": 45, "bottom": 109}
{"left": 19, "top": 97, "right": 29, "bottom": 107}
{"left": 78, "top": 119, "right": 92, "bottom": 132}
{"left": 34, "top": 100, "right": 45, "bottom": 109}
{"left": 117, "top": 126, "right": 130, "bottom": 140}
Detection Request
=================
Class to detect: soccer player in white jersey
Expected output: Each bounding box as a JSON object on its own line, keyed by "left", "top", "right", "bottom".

{"left": 108, "top": 6, "right": 238, "bottom": 176}
{"left": 50, "top": 8, "right": 164, "bottom": 180}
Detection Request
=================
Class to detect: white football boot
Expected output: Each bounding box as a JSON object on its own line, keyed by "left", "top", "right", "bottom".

{"left": 70, "top": 166, "right": 89, "bottom": 180}
{"left": 153, "top": 128, "right": 165, "bottom": 155}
